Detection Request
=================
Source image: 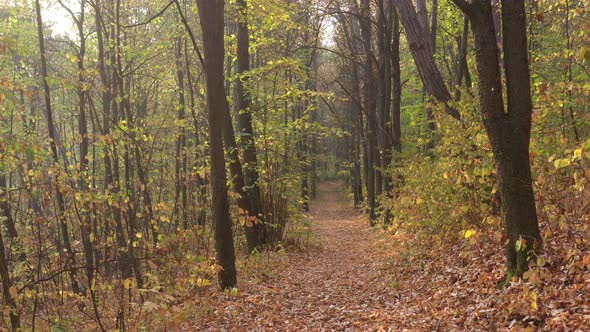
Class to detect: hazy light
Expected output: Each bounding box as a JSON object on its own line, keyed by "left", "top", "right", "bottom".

{"left": 43, "top": 0, "right": 76, "bottom": 38}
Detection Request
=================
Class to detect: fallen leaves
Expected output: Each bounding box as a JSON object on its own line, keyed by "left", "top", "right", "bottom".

{"left": 131, "top": 182, "right": 589, "bottom": 331}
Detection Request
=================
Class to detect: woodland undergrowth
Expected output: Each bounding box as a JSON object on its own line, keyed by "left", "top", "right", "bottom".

{"left": 376, "top": 93, "right": 590, "bottom": 330}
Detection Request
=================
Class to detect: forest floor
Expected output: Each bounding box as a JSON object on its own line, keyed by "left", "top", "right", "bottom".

{"left": 196, "top": 181, "right": 402, "bottom": 330}
{"left": 176, "top": 181, "right": 589, "bottom": 331}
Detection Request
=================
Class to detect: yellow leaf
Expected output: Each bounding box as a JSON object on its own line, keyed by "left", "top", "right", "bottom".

{"left": 536, "top": 255, "right": 546, "bottom": 267}
{"left": 553, "top": 158, "right": 571, "bottom": 169}
{"left": 9, "top": 286, "right": 17, "bottom": 299}
{"left": 464, "top": 229, "right": 476, "bottom": 239}
{"left": 196, "top": 278, "right": 211, "bottom": 287}
{"left": 530, "top": 291, "right": 538, "bottom": 310}
{"left": 123, "top": 278, "right": 136, "bottom": 289}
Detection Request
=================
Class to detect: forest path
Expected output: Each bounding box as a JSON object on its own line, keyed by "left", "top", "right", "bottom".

{"left": 201, "top": 181, "right": 400, "bottom": 331}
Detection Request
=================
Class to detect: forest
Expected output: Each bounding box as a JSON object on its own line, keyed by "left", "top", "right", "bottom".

{"left": 0, "top": 0, "right": 589, "bottom": 330}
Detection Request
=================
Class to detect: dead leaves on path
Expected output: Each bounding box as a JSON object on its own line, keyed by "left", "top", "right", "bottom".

{"left": 155, "top": 182, "right": 588, "bottom": 331}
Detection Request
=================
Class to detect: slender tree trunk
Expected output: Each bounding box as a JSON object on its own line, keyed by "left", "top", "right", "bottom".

{"left": 65, "top": 0, "right": 97, "bottom": 290}
{"left": 0, "top": 228, "right": 18, "bottom": 331}
{"left": 184, "top": 40, "right": 207, "bottom": 227}
{"left": 564, "top": 0, "right": 580, "bottom": 141}
{"left": 0, "top": 174, "right": 18, "bottom": 329}
{"left": 114, "top": 0, "right": 144, "bottom": 285}
{"left": 196, "top": 0, "right": 237, "bottom": 289}
{"left": 391, "top": 6, "right": 402, "bottom": 155}
{"left": 416, "top": 0, "right": 438, "bottom": 152}
{"left": 0, "top": 175, "right": 18, "bottom": 241}
{"left": 375, "top": 0, "right": 387, "bottom": 196}
{"left": 455, "top": 16, "right": 470, "bottom": 96}
{"left": 360, "top": 0, "right": 378, "bottom": 222}
{"left": 338, "top": 10, "right": 364, "bottom": 207}
{"left": 35, "top": 0, "right": 81, "bottom": 294}
{"left": 174, "top": 37, "right": 188, "bottom": 228}
{"left": 235, "top": 0, "right": 266, "bottom": 251}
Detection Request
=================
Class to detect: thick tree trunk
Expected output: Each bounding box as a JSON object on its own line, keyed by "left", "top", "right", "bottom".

{"left": 196, "top": 0, "right": 237, "bottom": 289}
{"left": 430, "top": 0, "right": 438, "bottom": 51}
{"left": 452, "top": 0, "right": 541, "bottom": 279}
{"left": 392, "top": 0, "right": 460, "bottom": 120}
{"left": 415, "top": 0, "right": 431, "bottom": 51}
{"left": 500, "top": 0, "right": 541, "bottom": 278}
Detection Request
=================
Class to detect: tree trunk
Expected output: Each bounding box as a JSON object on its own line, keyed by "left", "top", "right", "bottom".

{"left": 93, "top": 0, "right": 132, "bottom": 281}
{"left": 430, "top": 0, "right": 438, "bottom": 52}
{"left": 338, "top": 10, "right": 364, "bottom": 207}
{"left": 174, "top": 37, "right": 188, "bottom": 229}
{"left": 500, "top": 0, "right": 541, "bottom": 278}
{"left": 0, "top": 228, "right": 18, "bottom": 331}
{"left": 196, "top": 0, "right": 237, "bottom": 289}
{"left": 0, "top": 175, "right": 18, "bottom": 242}
{"left": 235, "top": 0, "right": 266, "bottom": 251}
{"left": 35, "top": 0, "right": 81, "bottom": 294}
{"left": 377, "top": 0, "right": 392, "bottom": 193}
{"left": 360, "top": 0, "right": 378, "bottom": 222}
{"left": 452, "top": 0, "right": 541, "bottom": 280}
{"left": 455, "top": 16, "right": 470, "bottom": 96}
{"left": 64, "top": 0, "right": 96, "bottom": 290}
{"left": 392, "top": 0, "right": 460, "bottom": 120}
{"left": 391, "top": 6, "right": 402, "bottom": 155}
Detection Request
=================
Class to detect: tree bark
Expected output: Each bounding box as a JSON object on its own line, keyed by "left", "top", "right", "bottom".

{"left": 391, "top": 6, "right": 402, "bottom": 155}
{"left": 35, "top": 0, "right": 81, "bottom": 294}
{"left": 500, "top": 0, "right": 541, "bottom": 278}
{"left": 174, "top": 37, "right": 188, "bottom": 229}
{"left": 455, "top": 16, "right": 470, "bottom": 96}
{"left": 360, "top": 0, "right": 378, "bottom": 222}
{"left": 376, "top": 0, "right": 391, "bottom": 194}
{"left": 452, "top": 0, "right": 541, "bottom": 279}
{"left": 0, "top": 227, "right": 18, "bottom": 331}
{"left": 196, "top": 0, "right": 237, "bottom": 289}
{"left": 92, "top": 0, "right": 132, "bottom": 281}
{"left": 235, "top": 0, "right": 266, "bottom": 251}
{"left": 392, "top": 0, "right": 461, "bottom": 120}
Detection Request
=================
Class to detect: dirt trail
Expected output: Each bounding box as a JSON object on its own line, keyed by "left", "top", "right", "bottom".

{"left": 202, "top": 181, "right": 399, "bottom": 331}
